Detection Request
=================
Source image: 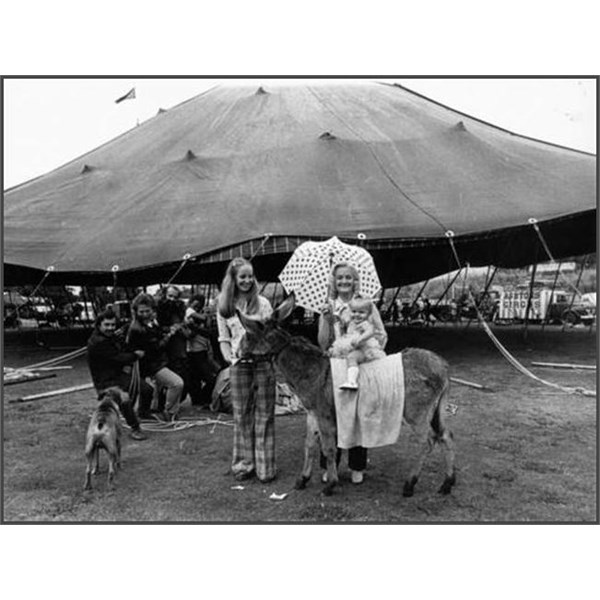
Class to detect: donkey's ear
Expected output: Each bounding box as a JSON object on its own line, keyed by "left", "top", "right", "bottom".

{"left": 236, "top": 309, "right": 265, "bottom": 334}
{"left": 273, "top": 293, "right": 296, "bottom": 323}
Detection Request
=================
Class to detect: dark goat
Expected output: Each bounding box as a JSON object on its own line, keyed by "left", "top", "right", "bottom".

{"left": 238, "top": 295, "right": 456, "bottom": 497}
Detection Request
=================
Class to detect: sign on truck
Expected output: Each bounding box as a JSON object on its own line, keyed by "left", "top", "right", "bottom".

{"left": 497, "top": 287, "right": 595, "bottom": 325}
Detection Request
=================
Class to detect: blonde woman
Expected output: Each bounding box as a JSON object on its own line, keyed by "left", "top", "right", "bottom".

{"left": 216, "top": 257, "right": 276, "bottom": 483}
{"left": 317, "top": 262, "right": 387, "bottom": 484}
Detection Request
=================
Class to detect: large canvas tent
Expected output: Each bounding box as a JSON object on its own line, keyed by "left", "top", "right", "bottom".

{"left": 3, "top": 82, "right": 596, "bottom": 287}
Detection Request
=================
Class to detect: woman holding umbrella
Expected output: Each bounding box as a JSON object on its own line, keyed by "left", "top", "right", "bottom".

{"left": 317, "top": 261, "right": 388, "bottom": 484}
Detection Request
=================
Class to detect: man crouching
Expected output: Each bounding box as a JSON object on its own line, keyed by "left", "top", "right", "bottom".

{"left": 87, "top": 307, "right": 150, "bottom": 440}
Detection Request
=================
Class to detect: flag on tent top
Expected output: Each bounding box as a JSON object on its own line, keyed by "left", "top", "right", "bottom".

{"left": 115, "top": 87, "right": 136, "bottom": 103}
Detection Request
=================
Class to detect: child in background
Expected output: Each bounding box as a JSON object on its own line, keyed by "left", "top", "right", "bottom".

{"left": 330, "top": 296, "right": 386, "bottom": 390}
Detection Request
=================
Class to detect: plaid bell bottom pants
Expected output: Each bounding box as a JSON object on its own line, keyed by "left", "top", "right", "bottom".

{"left": 230, "top": 360, "right": 276, "bottom": 481}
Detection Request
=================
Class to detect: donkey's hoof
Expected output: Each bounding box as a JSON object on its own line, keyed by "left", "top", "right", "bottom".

{"left": 321, "top": 482, "right": 336, "bottom": 496}
{"left": 403, "top": 476, "right": 418, "bottom": 497}
{"left": 438, "top": 474, "right": 456, "bottom": 495}
{"left": 294, "top": 476, "right": 309, "bottom": 490}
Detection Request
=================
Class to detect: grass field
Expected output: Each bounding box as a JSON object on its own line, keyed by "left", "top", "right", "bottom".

{"left": 2, "top": 323, "right": 597, "bottom": 523}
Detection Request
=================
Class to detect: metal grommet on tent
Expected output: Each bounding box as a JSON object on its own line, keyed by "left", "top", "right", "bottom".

{"left": 46, "top": 265, "right": 55, "bottom": 272}
{"left": 528, "top": 218, "right": 538, "bottom": 225}
{"left": 182, "top": 253, "right": 191, "bottom": 261}
{"left": 111, "top": 265, "right": 120, "bottom": 272}
{"left": 357, "top": 233, "right": 367, "bottom": 241}
{"left": 445, "top": 230, "right": 455, "bottom": 238}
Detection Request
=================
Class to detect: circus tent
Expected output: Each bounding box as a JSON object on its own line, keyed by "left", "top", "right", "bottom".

{"left": 3, "top": 82, "right": 596, "bottom": 287}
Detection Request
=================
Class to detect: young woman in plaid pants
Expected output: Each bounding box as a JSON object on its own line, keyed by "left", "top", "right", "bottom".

{"left": 216, "top": 258, "right": 276, "bottom": 483}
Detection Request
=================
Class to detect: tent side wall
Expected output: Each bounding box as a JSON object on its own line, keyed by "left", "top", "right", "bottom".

{"left": 4, "top": 209, "right": 595, "bottom": 287}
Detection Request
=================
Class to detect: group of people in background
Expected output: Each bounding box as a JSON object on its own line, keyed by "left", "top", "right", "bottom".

{"left": 86, "top": 257, "right": 389, "bottom": 486}
{"left": 87, "top": 286, "right": 220, "bottom": 439}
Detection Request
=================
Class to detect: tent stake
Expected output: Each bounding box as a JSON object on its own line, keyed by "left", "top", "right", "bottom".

{"left": 450, "top": 377, "right": 488, "bottom": 391}
{"left": 4, "top": 373, "right": 57, "bottom": 386}
{"left": 11, "top": 382, "right": 94, "bottom": 403}
{"left": 531, "top": 361, "right": 596, "bottom": 370}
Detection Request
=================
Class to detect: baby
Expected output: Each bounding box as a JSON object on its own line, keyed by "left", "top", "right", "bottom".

{"left": 329, "top": 297, "right": 386, "bottom": 390}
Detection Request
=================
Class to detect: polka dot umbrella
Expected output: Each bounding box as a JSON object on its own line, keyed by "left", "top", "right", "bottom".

{"left": 278, "top": 236, "right": 382, "bottom": 313}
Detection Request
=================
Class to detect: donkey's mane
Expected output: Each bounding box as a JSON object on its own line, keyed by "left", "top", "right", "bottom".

{"left": 287, "top": 334, "right": 325, "bottom": 359}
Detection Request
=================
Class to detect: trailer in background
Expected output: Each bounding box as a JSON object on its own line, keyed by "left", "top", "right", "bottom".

{"left": 496, "top": 287, "right": 595, "bottom": 325}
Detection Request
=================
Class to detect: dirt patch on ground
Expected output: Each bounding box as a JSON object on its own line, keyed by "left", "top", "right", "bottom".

{"left": 2, "top": 324, "right": 596, "bottom": 522}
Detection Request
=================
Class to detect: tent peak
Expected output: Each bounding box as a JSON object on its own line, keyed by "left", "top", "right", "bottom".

{"left": 319, "top": 131, "right": 337, "bottom": 141}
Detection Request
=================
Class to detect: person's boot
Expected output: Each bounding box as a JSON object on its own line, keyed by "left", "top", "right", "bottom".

{"left": 340, "top": 366, "right": 359, "bottom": 390}
{"left": 130, "top": 427, "right": 148, "bottom": 441}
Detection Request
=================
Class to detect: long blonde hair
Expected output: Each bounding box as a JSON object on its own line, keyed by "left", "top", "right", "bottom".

{"left": 217, "top": 257, "right": 260, "bottom": 318}
{"left": 328, "top": 262, "right": 361, "bottom": 300}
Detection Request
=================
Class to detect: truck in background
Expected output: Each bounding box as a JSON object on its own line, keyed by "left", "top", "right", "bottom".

{"left": 496, "top": 285, "right": 595, "bottom": 326}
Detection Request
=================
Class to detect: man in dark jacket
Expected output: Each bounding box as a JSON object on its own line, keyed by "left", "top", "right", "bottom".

{"left": 87, "top": 308, "right": 149, "bottom": 440}
{"left": 127, "top": 293, "right": 184, "bottom": 421}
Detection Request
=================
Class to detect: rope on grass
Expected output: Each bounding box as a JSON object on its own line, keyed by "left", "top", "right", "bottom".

{"left": 134, "top": 416, "right": 233, "bottom": 433}
{"left": 445, "top": 231, "right": 596, "bottom": 398}
{"left": 478, "top": 317, "right": 595, "bottom": 397}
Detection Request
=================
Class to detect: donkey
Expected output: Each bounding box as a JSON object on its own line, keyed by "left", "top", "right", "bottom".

{"left": 238, "top": 295, "right": 456, "bottom": 497}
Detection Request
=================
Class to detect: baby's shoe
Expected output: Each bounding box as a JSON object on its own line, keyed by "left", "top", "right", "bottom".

{"left": 339, "top": 381, "right": 359, "bottom": 390}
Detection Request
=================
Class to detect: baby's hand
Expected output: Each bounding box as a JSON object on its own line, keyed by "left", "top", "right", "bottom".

{"left": 320, "top": 303, "right": 332, "bottom": 316}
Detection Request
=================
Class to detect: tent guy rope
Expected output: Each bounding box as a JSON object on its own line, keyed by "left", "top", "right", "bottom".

{"left": 445, "top": 230, "right": 595, "bottom": 398}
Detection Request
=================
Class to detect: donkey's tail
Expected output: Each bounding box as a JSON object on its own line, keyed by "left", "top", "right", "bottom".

{"left": 430, "top": 375, "right": 451, "bottom": 442}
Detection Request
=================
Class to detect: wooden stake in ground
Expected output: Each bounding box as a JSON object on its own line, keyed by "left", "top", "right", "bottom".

{"left": 11, "top": 382, "right": 94, "bottom": 403}
{"left": 450, "top": 376, "right": 488, "bottom": 391}
{"left": 4, "top": 373, "right": 57, "bottom": 386}
{"left": 531, "top": 362, "right": 596, "bottom": 371}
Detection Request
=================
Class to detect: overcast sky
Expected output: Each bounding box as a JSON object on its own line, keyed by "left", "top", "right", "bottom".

{"left": 3, "top": 77, "right": 596, "bottom": 190}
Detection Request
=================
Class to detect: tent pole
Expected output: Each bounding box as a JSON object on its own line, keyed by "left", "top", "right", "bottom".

{"left": 523, "top": 260, "right": 538, "bottom": 341}
{"left": 386, "top": 286, "right": 402, "bottom": 321}
{"left": 484, "top": 265, "right": 492, "bottom": 289}
{"left": 541, "top": 260, "right": 562, "bottom": 332}
{"left": 562, "top": 255, "right": 586, "bottom": 332}
{"left": 478, "top": 265, "right": 499, "bottom": 307}
{"left": 410, "top": 279, "right": 429, "bottom": 316}
{"left": 460, "top": 262, "right": 470, "bottom": 298}
{"left": 81, "top": 286, "right": 92, "bottom": 323}
{"left": 464, "top": 265, "right": 499, "bottom": 331}
{"left": 435, "top": 269, "right": 462, "bottom": 306}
